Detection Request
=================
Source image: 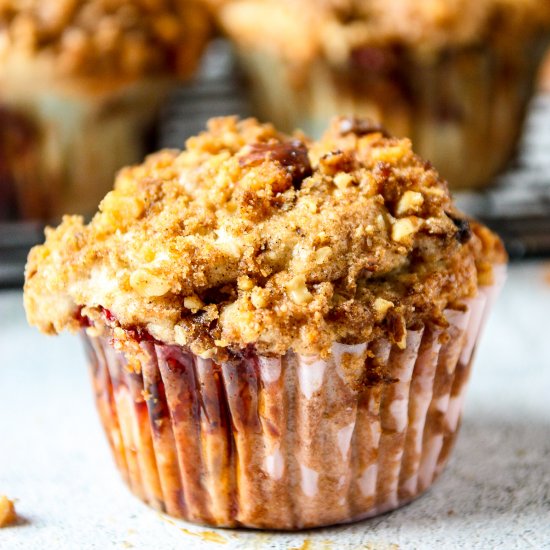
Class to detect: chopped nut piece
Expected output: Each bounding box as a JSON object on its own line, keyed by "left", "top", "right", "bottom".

{"left": 141, "top": 246, "right": 156, "bottom": 263}
{"left": 215, "top": 228, "right": 243, "bottom": 257}
{"left": 183, "top": 295, "right": 204, "bottom": 313}
{"left": 237, "top": 275, "right": 254, "bottom": 291}
{"left": 239, "top": 140, "right": 312, "bottom": 187}
{"left": 392, "top": 217, "right": 421, "bottom": 244}
{"left": 376, "top": 214, "right": 387, "bottom": 231}
{"left": 364, "top": 224, "right": 375, "bottom": 234}
{"left": 315, "top": 246, "right": 332, "bottom": 264}
{"left": 286, "top": 275, "right": 313, "bottom": 305}
{"left": 129, "top": 269, "right": 171, "bottom": 298}
{"left": 334, "top": 172, "right": 353, "bottom": 189}
{"left": 101, "top": 192, "right": 145, "bottom": 220}
{"left": 250, "top": 287, "right": 269, "bottom": 308}
{"left": 396, "top": 191, "right": 424, "bottom": 216}
{"left": 174, "top": 324, "right": 189, "bottom": 346}
{"left": 301, "top": 197, "right": 318, "bottom": 214}
{"left": 370, "top": 141, "right": 411, "bottom": 163}
{"left": 0, "top": 496, "right": 16, "bottom": 528}
{"left": 373, "top": 297, "right": 394, "bottom": 317}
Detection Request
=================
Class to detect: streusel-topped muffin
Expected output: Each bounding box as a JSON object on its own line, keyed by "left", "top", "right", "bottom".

{"left": 25, "top": 116, "right": 506, "bottom": 529}
{"left": 0, "top": 0, "right": 210, "bottom": 221}
{"left": 206, "top": 0, "right": 550, "bottom": 188}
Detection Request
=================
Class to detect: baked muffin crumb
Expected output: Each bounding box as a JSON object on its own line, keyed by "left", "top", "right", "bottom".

{"left": 0, "top": 496, "right": 16, "bottom": 528}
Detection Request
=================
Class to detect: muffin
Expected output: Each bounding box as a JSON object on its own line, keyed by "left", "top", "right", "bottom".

{"left": 206, "top": 0, "right": 550, "bottom": 189}
{"left": 0, "top": 0, "right": 210, "bottom": 222}
{"left": 24, "top": 116, "right": 506, "bottom": 529}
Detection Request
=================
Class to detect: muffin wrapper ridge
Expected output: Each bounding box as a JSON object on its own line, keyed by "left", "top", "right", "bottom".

{"left": 84, "top": 266, "right": 505, "bottom": 529}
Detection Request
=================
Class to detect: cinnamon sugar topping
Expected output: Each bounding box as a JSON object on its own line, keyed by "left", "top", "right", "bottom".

{"left": 24, "top": 116, "right": 506, "bottom": 358}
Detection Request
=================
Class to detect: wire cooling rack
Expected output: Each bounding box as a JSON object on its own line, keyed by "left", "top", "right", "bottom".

{"left": 1, "top": 40, "right": 549, "bottom": 287}
{"left": 454, "top": 94, "right": 550, "bottom": 258}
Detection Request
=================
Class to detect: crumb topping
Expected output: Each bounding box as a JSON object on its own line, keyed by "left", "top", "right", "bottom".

{"left": 0, "top": 0, "right": 210, "bottom": 79}
{"left": 207, "top": 0, "right": 550, "bottom": 65}
{"left": 24, "top": 116, "right": 506, "bottom": 358}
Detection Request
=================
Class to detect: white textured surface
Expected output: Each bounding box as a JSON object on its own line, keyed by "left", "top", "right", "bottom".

{"left": 1, "top": 263, "right": 550, "bottom": 549}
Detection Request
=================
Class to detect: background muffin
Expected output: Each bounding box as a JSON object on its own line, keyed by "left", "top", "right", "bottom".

{"left": 0, "top": 0, "right": 210, "bottom": 222}
{"left": 25, "top": 116, "right": 506, "bottom": 529}
{"left": 205, "top": 0, "right": 550, "bottom": 189}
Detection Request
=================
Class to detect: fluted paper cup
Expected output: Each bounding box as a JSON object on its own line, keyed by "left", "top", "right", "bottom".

{"left": 83, "top": 266, "right": 505, "bottom": 529}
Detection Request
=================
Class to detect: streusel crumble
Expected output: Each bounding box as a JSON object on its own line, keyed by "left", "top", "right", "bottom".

{"left": 0, "top": 0, "right": 209, "bottom": 79}
{"left": 25, "top": 116, "right": 505, "bottom": 358}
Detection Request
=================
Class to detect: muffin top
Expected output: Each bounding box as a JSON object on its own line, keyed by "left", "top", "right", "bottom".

{"left": 207, "top": 0, "right": 550, "bottom": 64}
{"left": 24, "top": 116, "right": 506, "bottom": 359}
{"left": 0, "top": 0, "right": 209, "bottom": 81}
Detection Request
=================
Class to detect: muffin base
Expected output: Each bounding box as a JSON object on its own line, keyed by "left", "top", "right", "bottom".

{"left": 238, "top": 38, "right": 548, "bottom": 189}
{"left": 84, "top": 268, "right": 505, "bottom": 530}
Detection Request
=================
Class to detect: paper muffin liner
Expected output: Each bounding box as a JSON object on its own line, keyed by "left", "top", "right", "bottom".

{"left": 235, "top": 36, "right": 548, "bottom": 189}
{"left": 0, "top": 79, "right": 173, "bottom": 223}
{"left": 83, "top": 266, "right": 505, "bottom": 529}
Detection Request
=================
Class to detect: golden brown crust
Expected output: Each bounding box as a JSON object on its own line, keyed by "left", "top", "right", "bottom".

{"left": 0, "top": 0, "right": 210, "bottom": 80}
{"left": 24, "top": 116, "right": 506, "bottom": 358}
{"left": 206, "top": 0, "right": 550, "bottom": 64}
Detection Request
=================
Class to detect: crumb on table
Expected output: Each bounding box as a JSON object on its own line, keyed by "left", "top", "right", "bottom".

{"left": 0, "top": 495, "right": 17, "bottom": 527}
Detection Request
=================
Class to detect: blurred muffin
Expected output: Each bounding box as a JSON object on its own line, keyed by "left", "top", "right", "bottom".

{"left": 206, "top": 0, "right": 550, "bottom": 189}
{"left": 25, "top": 116, "right": 506, "bottom": 529}
{"left": 0, "top": 0, "right": 210, "bottom": 222}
